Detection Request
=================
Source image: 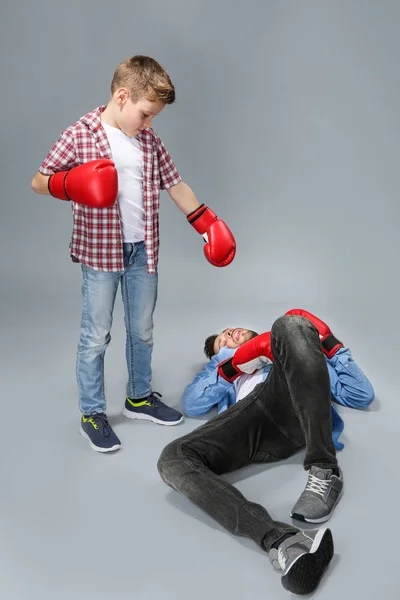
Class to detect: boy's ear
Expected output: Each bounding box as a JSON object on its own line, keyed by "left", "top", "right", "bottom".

{"left": 115, "top": 87, "right": 129, "bottom": 105}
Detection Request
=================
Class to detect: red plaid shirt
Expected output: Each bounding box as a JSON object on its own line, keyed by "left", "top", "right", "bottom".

{"left": 39, "top": 105, "right": 182, "bottom": 273}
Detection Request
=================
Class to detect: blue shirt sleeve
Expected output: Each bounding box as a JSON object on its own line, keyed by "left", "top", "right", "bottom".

{"left": 181, "top": 347, "right": 236, "bottom": 416}
{"left": 326, "top": 348, "right": 375, "bottom": 409}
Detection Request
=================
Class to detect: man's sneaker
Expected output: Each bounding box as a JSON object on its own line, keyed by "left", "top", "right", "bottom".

{"left": 80, "top": 414, "right": 121, "bottom": 453}
{"left": 290, "top": 466, "right": 344, "bottom": 523}
{"left": 123, "top": 392, "right": 183, "bottom": 426}
{"left": 269, "top": 528, "right": 334, "bottom": 595}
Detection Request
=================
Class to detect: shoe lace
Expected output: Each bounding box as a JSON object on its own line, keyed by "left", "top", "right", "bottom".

{"left": 147, "top": 392, "right": 162, "bottom": 407}
{"left": 278, "top": 546, "right": 287, "bottom": 571}
{"left": 92, "top": 413, "right": 112, "bottom": 436}
{"left": 305, "top": 473, "right": 330, "bottom": 497}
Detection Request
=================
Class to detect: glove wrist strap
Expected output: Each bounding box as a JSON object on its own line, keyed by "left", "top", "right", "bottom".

{"left": 322, "top": 334, "right": 343, "bottom": 357}
{"left": 187, "top": 204, "right": 217, "bottom": 234}
{"left": 48, "top": 171, "right": 69, "bottom": 201}
{"left": 218, "top": 359, "right": 238, "bottom": 382}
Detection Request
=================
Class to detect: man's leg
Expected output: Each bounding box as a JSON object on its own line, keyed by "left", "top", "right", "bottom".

{"left": 76, "top": 264, "right": 122, "bottom": 452}
{"left": 264, "top": 314, "right": 344, "bottom": 522}
{"left": 121, "top": 242, "right": 182, "bottom": 425}
{"left": 157, "top": 388, "right": 334, "bottom": 594}
{"left": 158, "top": 389, "right": 299, "bottom": 549}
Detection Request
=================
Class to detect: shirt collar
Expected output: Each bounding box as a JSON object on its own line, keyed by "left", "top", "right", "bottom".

{"left": 80, "top": 105, "right": 107, "bottom": 132}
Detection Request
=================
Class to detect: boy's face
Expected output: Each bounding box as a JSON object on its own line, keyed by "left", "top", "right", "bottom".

{"left": 115, "top": 89, "right": 165, "bottom": 137}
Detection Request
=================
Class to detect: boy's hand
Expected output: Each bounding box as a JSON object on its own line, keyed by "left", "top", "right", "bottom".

{"left": 187, "top": 204, "right": 236, "bottom": 267}
{"left": 48, "top": 160, "right": 118, "bottom": 208}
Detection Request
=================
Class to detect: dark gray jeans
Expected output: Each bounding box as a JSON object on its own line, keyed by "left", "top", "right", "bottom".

{"left": 157, "top": 315, "right": 338, "bottom": 551}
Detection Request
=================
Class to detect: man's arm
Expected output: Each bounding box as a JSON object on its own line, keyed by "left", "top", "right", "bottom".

{"left": 181, "top": 347, "right": 236, "bottom": 416}
{"left": 326, "top": 348, "right": 375, "bottom": 409}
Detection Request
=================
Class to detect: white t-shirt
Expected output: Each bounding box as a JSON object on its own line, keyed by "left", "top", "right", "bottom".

{"left": 102, "top": 122, "right": 144, "bottom": 243}
{"left": 234, "top": 370, "right": 266, "bottom": 401}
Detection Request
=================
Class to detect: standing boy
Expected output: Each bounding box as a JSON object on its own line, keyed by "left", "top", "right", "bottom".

{"left": 31, "top": 55, "right": 236, "bottom": 453}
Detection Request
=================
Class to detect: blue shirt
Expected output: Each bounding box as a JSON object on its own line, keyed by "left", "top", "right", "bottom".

{"left": 181, "top": 347, "right": 375, "bottom": 451}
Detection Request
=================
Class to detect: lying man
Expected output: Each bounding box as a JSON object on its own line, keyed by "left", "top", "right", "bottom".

{"left": 182, "top": 308, "right": 374, "bottom": 458}
{"left": 157, "top": 310, "right": 374, "bottom": 595}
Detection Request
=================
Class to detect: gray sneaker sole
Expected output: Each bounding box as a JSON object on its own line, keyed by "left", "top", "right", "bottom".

{"left": 281, "top": 528, "right": 334, "bottom": 595}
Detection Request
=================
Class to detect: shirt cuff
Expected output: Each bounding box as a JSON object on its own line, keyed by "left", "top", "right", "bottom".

{"left": 38, "top": 166, "right": 56, "bottom": 176}
{"left": 161, "top": 175, "right": 182, "bottom": 190}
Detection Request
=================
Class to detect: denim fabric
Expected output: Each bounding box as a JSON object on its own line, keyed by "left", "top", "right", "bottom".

{"left": 76, "top": 242, "right": 158, "bottom": 415}
{"left": 158, "top": 315, "right": 338, "bottom": 551}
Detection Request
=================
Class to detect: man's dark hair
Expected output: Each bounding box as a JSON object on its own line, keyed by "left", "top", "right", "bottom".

{"left": 204, "top": 330, "right": 260, "bottom": 360}
{"left": 204, "top": 335, "right": 218, "bottom": 360}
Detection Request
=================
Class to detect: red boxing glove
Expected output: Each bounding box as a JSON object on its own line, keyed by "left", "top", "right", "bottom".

{"left": 48, "top": 159, "right": 118, "bottom": 208}
{"left": 218, "top": 332, "right": 273, "bottom": 383}
{"left": 187, "top": 203, "right": 236, "bottom": 267}
{"left": 285, "top": 308, "right": 344, "bottom": 358}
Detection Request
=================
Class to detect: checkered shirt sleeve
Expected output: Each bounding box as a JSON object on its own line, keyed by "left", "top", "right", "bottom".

{"left": 38, "top": 129, "right": 77, "bottom": 175}
{"left": 155, "top": 134, "right": 182, "bottom": 189}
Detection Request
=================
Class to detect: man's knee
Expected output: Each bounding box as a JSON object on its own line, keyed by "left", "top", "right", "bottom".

{"left": 271, "top": 314, "right": 311, "bottom": 338}
{"left": 271, "top": 315, "right": 320, "bottom": 365}
{"left": 157, "top": 439, "right": 186, "bottom": 490}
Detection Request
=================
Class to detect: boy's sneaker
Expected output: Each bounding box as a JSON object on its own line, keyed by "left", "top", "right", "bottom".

{"left": 80, "top": 413, "right": 121, "bottom": 453}
{"left": 290, "top": 466, "right": 344, "bottom": 523}
{"left": 123, "top": 392, "right": 183, "bottom": 426}
{"left": 269, "top": 528, "right": 334, "bottom": 595}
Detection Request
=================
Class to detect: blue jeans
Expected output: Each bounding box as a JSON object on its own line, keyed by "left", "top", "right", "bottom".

{"left": 76, "top": 242, "right": 158, "bottom": 415}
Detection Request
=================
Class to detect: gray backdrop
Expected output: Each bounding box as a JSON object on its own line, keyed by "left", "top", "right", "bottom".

{"left": 1, "top": 1, "right": 398, "bottom": 599}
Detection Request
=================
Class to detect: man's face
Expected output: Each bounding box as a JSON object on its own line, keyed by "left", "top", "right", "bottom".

{"left": 213, "top": 328, "right": 255, "bottom": 355}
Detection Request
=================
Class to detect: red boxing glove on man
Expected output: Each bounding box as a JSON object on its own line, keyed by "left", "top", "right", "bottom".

{"left": 218, "top": 332, "right": 273, "bottom": 383}
{"left": 48, "top": 159, "right": 118, "bottom": 208}
{"left": 187, "top": 203, "right": 236, "bottom": 267}
{"left": 285, "top": 308, "right": 344, "bottom": 358}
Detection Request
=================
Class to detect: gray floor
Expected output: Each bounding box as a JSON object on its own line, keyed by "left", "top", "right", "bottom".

{"left": 1, "top": 264, "right": 398, "bottom": 599}
{"left": 2, "top": 0, "right": 400, "bottom": 597}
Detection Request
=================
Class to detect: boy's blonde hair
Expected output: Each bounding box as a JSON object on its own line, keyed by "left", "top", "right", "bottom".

{"left": 111, "top": 55, "right": 175, "bottom": 104}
